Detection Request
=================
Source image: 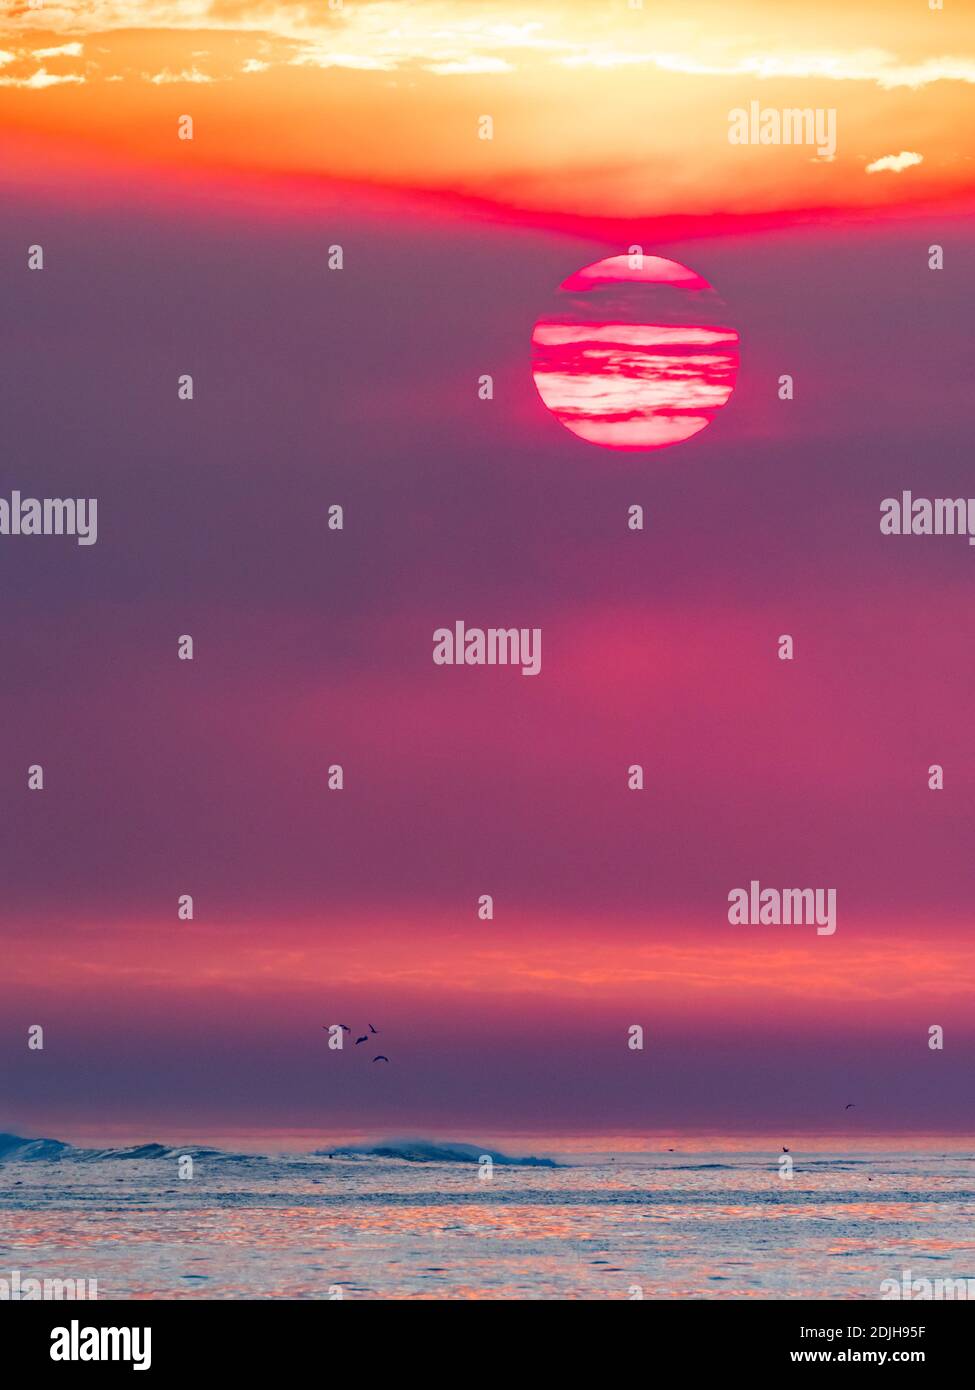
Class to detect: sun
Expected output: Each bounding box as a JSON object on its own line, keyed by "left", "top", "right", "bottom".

{"left": 530, "top": 254, "right": 739, "bottom": 450}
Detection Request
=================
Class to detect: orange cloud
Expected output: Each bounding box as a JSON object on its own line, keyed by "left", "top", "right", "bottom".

{"left": 0, "top": 1, "right": 972, "bottom": 224}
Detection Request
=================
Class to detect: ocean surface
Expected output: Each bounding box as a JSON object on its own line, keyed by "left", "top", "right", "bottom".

{"left": 3, "top": 1138, "right": 975, "bottom": 1299}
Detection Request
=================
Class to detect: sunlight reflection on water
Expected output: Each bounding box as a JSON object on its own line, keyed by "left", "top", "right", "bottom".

{"left": 3, "top": 1151, "right": 975, "bottom": 1299}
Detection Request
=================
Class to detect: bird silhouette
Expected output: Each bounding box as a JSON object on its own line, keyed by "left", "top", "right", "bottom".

{"left": 782, "top": 1146, "right": 790, "bottom": 1153}
{"left": 355, "top": 1035, "right": 368, "bottom": 1046}
{"left": 373, "top": 1055, "right": 389, "bottom": 1063}
{"left": 324, "top": 1024, "right": 351, "bottom": 1033}
{"left": 844, "top": 1103, "right": 856, "bottom": 1110}
{"left": 368, "top": 1024, "right": 378, "bottom": 1034}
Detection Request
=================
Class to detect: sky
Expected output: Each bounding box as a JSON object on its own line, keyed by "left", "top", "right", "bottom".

{"left": 2, "top": 0, "right": 975, "bottom": 1143}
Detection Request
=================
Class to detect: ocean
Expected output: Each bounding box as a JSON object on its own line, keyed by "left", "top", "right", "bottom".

{"left": 3, "top": 1139, "right": 974, "bottom": 1299}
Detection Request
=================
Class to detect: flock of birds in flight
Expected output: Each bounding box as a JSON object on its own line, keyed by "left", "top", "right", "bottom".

{"left": 326, "top": 1022, "right": 389, "bottom": 1064}
{"left": 319, "top": 1022, "right": 858, "bottom": 1149}
{"left": 319, "top": 1023, "right": 861, "bottom": 1168}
